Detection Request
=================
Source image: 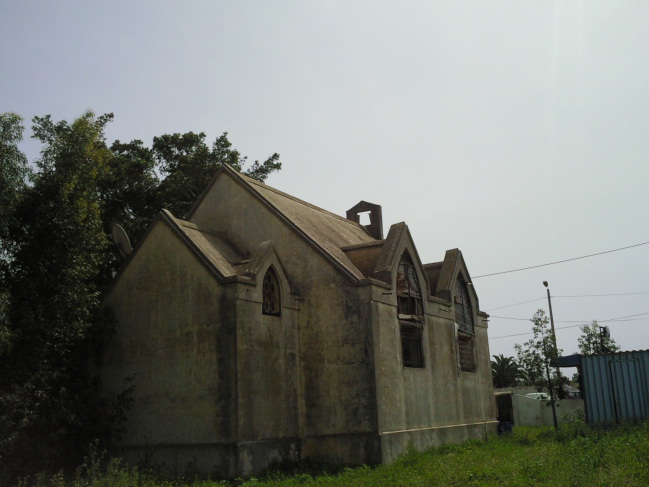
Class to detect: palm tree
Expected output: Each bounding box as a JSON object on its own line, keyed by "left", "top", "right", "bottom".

{"left": 491, "top": 354, "right": 523, "bottom": 388}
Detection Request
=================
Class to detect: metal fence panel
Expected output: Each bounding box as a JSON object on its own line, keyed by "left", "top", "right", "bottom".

{"left": 581, "top": 350, "right": 649, "bottom": 423}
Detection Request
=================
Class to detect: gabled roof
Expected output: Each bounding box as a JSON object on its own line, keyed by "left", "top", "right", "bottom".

{"left": 164, "top": 210, "right": 243, "bottom": 280}
{"left": 104, "top": 209, "right": 251, "bottom": 300}
{"left": 187, "top": 165, "right": 380, "bottom": 282}
{"left": 160, "top": 210, "right": 243, "bottom": 280}
{"left": 432, "top": 248, "right": 482, "bottom": 311}
{"left": 341, "top": 222, "right": 430, "bottom": 293}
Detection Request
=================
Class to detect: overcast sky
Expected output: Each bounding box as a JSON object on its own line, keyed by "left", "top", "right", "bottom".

{"left": 2, "top": 1, "right": 648, "bottom": 359}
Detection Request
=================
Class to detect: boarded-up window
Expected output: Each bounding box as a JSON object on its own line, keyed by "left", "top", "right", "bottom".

{"left": 262, "top": 268, "right": 281, "bottom": 316}
{"left": 458, "top": 334, "right": 476, "bottom": 372}
{"left": 396, "top": 252, "right": 423, "bottom": 319}
{"left": 454, "top": 276, "right": 474, "bottom": 335}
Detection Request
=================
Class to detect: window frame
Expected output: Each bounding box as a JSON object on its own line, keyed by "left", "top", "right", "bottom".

{"left": 396, "top": 250, "right": 426, "bottom": 368}
{"left": 454, "top": 275, "right": 474, "bottom": 335}
{"left": 262, "top": 267, "right": 282, "bottom": 317}
{"left": 400, "top": 323, "right": 425, "bottom": 368}
{"left": 396, "top": 251, "right": 424, "bottom": 322}
{"left": 457, "top": 332, "right": 476, "bottom": 373}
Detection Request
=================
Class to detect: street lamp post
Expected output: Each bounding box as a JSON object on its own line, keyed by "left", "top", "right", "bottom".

{"left": 543, "top": 281, "right": 559, "bottom": 430}
{"left": 543, "top": 281, "right": 558, "bottom": 354}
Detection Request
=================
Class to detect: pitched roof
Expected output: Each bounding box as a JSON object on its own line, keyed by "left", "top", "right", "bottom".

{"left": 161, "top": 210, "right": 243, "bottom": 280}
{"left": 188, "top": 166, "right": 380, "bottom": 282}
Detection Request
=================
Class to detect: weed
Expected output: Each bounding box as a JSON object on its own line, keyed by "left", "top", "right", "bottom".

{"left": 17, "top": 421, "right": 649, "bottom": 487}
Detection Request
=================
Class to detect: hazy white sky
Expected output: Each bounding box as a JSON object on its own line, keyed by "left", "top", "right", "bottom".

{"left": 2, "top": 1, "right": 648, "bottom": 358}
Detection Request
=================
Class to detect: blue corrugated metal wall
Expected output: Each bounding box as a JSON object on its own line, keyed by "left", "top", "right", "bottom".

{"left": 581, "top": 350, "right": 649, "bottom": 423}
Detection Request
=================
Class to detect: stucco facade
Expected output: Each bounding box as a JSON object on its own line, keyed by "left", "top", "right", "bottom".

{"left": 101, "top": 165, "right": 497, "bottom": 477}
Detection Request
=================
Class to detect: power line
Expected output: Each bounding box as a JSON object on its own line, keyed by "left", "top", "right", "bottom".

{"left": 485, "top": 291, "right": 649, "bottom": 312}
{"left": 472, "top": 240, "right": 649, "bottom": 279}
{"left": 486, "top": 298, "right": 547, "bottom": 311}
{"left": 489, "top": 313, "right": 649, "bottom": 340}
{"left": 555, "top": 292, "right": 649, "bottom": 298}
{"left": 490, "top": 320, "right": 648, "bottom": 339}
{"left": 490, "top": 312, "right": 649, "bottom": 323}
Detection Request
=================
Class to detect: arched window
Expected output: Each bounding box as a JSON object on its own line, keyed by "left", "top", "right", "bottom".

{"left": 396, "top": 251, "right": 423, "bottom": 319}
{"left": 262, "top": 267, "right": 281, "bottom": 316}
{"left": 454, "top": 275, "right": 474, "bottom": 334}
{"left": 397, "top": 251, "right": 424, "bottom": 368}
{"left": 455, "top": 275, "right": 476, "bottom": 372}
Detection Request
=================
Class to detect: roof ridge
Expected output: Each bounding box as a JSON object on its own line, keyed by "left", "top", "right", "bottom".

{"left": 235, "top": 170, "right": 367, "bottom": 229}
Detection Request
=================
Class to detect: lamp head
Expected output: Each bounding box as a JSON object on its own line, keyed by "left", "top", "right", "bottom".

{"left": 543, "top": 281, "right": 548, "bottom": 288}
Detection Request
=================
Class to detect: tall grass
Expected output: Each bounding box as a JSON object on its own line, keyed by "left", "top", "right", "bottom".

{"left": 18, "top": 421, "right": 649, "bottom": 487}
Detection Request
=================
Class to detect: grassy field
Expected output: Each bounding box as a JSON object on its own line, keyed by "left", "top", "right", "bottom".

{"left": 20, "top": 421, "right": 649, "bottom": 487}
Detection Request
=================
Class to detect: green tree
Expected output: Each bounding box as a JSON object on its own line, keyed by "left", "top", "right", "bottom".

{"left": 153, "top": 131, "right": 281, "bottom": 218}
{"left": 0, "top": 113, "right": 29, "bottom": 236}
{"left": 95, "top": 139, "right": 159, "bottom": 289}
{"left": 0, "top": 112, "right": 129, "bottom": 480}
{"left": 514, "top": 309, "right": 568, "bottom": 429}
{"left": 577, "top": 320, "right": 620, "bottom": 355}
{"left": 491, "top": 354, "right": 523, "bottom": 388}
{"left": 0, "top": 113, "right": 30, "bottom": 354}
{"left": 0, "top": 111, "right": 283, "bottom": 480}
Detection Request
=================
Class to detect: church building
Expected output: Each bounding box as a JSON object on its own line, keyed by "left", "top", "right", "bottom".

{"left": 101, "top": 165, "right": 496, "bottom": 477}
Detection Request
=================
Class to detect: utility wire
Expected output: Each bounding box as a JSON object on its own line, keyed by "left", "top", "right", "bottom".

{"left": 486, "top": 298, "right": 547, "bottom": 311}
{"left": 555, "top": 292, "right": 649, "bottom": 298}
{"left": 485, "top": 291, "right": 649, "bottom": 312}
{"left": 490, "top": 312, "right": 649, "bottom": 322}
{"left": 489, "top": 312, "right": 649, "bottom": 340}
{"left": 472, "top": 240, "right": 649, "bottom": 279}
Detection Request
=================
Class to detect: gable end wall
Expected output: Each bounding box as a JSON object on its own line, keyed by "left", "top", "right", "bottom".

{"left": 101, "top": 220, "right": 238, "bottom": 473}
{"left": 189, "top": 174, "right": 380, "bottom": 463}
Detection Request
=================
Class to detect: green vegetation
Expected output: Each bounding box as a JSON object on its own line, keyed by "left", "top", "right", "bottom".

{"left": 577, "top": 321, "right": 620, "bottom": 355}
{"left": 490, "top": 354, "right": 523, "bottom": 388}
{"left": 0, "top": 111, "right": 282, "bottom": 481}
{"left": 19, "top": 422, "right": 649, "bottom": 487}
{"left": 514, "top": 310, "right": 571, "bottom": 428}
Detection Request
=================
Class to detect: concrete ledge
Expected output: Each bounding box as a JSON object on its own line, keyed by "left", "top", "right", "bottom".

{"left": 379, "top": 421, "right": 498, "bottom": 463}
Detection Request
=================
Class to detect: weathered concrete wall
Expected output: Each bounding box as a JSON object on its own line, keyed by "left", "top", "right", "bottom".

{"left": 370, "top": 241, "right": 496, "bottom": 463}
{"left": 190, "top": 174, "right": 380, "bottom": 466}
{"left": 234, "top": 269, "right": 302, "bottom": 475}
{"left": 102, "top": 221, "right": 237, "bottom": 475}
{"left": 512, "top": 395, "right": 585, "bottom": 427}
{"left": 103, "top": 171, "right": 497, "bottom": 476}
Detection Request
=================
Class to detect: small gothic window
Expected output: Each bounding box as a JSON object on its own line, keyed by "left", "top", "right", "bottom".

{"left": 262, "top": 268, "right": 281, "bottom": 316}
{"left": 458, "top": 334, "right": 476, "bottom": 372}
{"left": 396, "top": 251, "right": 423, "bottom": 319}
{"left": 454, "top": 276, "right": 474, "bottom": 335}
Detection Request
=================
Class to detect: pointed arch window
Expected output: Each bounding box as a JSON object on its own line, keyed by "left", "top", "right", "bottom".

{"left": 454, "top": 275, "right": 474, "bottom": 334}
{"left": 397, "top": 251, "right": 424, "bottom": 368}
{"left": 396, "top": 251, "right": 423, "bottom": 320}
{"left": 262, "top": 267, "right": 281, "bottom": 316}
{"left": 455, "top": 275, "right": 476, "bottom": 372}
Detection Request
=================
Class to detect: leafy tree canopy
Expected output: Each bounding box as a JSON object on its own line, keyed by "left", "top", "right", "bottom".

{"left": 577, "top": 320, "right": 620, "bottom": 355}
{"left": 0, "top": 113, "right": 29, "bottom": 355}
{"left": 0, "top": 111, "right": 282, "bottom": 481}
{"left": 491, "top": 354, "right": 523, "bottom": 388}
{"left": 153, "top": 131, "right": 281, "bottom": 220}
{"left": 0, "top": 113, "right": 29, "bottom": 227}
